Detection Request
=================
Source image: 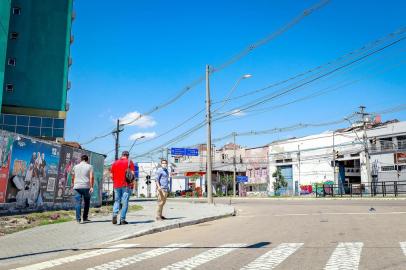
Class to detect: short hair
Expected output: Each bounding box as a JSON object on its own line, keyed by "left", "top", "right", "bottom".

{"left": 81, "top": 155, "right": 89, "bottom": 162}
{"left": 122, "top": 151, "right": 130, "bottom": 157}
{"left": 161, "top": 159, "right": 167, "bottom": 163}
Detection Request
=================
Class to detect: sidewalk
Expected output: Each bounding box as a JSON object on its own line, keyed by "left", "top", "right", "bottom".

{"left": 0, "top": 201, "right": 234, "bottom": 265}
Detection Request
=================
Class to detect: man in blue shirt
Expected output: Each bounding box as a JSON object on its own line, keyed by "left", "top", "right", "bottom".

{"left": 155, "top": 159, "right": 169, "bottom": 221}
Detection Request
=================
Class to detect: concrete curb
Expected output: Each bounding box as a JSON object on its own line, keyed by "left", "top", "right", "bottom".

{"left": 103, "top": 207, "right": 235, "bottom": 244}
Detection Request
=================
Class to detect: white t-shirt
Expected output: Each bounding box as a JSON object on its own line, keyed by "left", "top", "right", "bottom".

{"left": 72, "top": 161, "right": 93, "bottom": 189}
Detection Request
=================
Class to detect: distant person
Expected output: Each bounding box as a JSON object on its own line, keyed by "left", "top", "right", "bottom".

{"left": 72, "top": 154, "right": 94, "bottom": 224}
{"left": 110, "top": 151, "right": 134, "bottom": 225}
{"left": 155, "top": 159, "right": 170, "bottom": 221}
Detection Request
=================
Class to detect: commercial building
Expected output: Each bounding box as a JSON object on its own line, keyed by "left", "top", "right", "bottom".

{"left": 268, "top": 119, "right": 406, "bottom": 195}
{"left": 244, "top": 146, "right": 269, "bottom": 196}
{"left": 0, "top": 0, "right": 74, "bottom": 139}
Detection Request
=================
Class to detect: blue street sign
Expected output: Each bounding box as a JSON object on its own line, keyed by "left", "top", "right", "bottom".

{"left": 171, "top": 148, "right": 186, "bottom": 156}
{"left": 171, "top": 148, "right": 199, "bottom": 156}
{"left": 185, "top": 148, "right": 199, "bottom": 156}
{"left": 237, "top": 176, "right": 248, "bottom": 183}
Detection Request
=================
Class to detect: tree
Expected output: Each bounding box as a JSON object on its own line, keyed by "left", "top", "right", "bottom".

{"left": 272, "top": 168, "right": 288, "bottom": 194}
{"left": 219, "top": 174, "right": 232, "bottom": 196}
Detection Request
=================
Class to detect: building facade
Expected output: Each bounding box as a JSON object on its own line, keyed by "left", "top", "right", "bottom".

{"left": 0, "top": 0, "right": 74, "bottom": 139}
{"left": 245, "top": 146, "right": 269, "bottom": 196}
{"left": 268, "top": 120, "right": 406, "bottom": 195}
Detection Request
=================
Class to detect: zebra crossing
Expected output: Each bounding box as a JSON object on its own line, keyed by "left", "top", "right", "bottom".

{"left": 9, "top": 241, "right": 406, "bottom": 270}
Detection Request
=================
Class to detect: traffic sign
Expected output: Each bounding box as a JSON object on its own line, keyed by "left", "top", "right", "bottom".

{"left": 237, "top": 176, "right": 248, "bottom": 183}
{"left": 171, "top": 148, "right": 199, "bottom": 157}
{"left": 185, "top": 148, "right": 199, "bottom": 156}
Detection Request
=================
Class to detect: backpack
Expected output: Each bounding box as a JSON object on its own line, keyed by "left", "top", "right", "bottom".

{"left": 125, "top": 159, "right": 135, "bottom": 184}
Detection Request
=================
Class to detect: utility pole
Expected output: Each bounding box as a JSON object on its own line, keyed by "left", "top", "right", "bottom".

{"left": 332, "top": 131, "right": 337, "bottom": 184}
{"left": 297, "top": 144, "right": 301, "bottom": 196}
{"left": 233, "top": 132, "right": 237, "bottom": 197}
{"left": 358, "top": 106, "right": 372, "bottom": 184}
{"left": 113, "top": 119, "right": 122, "bottom": 161}
{"left": 206, "top": 64, "right": 213, "bottom": 204}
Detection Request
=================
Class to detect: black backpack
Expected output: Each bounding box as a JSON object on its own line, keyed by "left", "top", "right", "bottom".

{"left": 125, "top": 159, "right": 135, "bottom": 184}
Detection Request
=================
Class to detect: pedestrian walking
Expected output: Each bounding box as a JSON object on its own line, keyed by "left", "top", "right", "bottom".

{"left": 156, "top": 159, "right": 170, "bottom": 221}
{"left": 71, "top": 154, "right": 94, "bottom": 224}
{"left": 110, "top": 151, "right": 135, "bottom": 225}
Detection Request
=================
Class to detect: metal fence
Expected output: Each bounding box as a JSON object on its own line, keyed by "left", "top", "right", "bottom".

{"left": 315, "top": 181, "right": 406, "bottom": 197}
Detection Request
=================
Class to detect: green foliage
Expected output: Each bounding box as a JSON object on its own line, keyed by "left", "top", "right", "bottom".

{"left": 272, "top": 168, "right": 288, "bottom": 192}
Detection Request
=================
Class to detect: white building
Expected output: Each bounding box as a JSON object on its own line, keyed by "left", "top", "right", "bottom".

{"left": 268, "top": 120, "right": 406, "bottom": 195}
{"left": 136, "top": 161, "right": 159, "bottom": 198}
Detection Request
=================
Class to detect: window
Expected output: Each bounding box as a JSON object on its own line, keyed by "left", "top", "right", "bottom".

{"left": 7, "top": 58, "right": 16, "bottom": 66}
{"left": 10, "top": 32, "right": 18, "bottom": 40}
{"left": 53, "top": 119, "right": 65, "bottom": 129}
{"left": 29, "top": 117, "right": 41, "bottom": 127}
{"left": 29, "top": 127, "right": 41, "bottom": 137}
{"left": 4, "top": 115, "right": 17, "bottom": 125}
{"left": 17, "top": 116, "right": 29, "bottom": 126}
{"left": 6, "top": 84, "right": 13, "bottom": 93}
{"left": 53, "top": 128, "right": 64, "bottom": 138}
{"left": 42, "top": 118, "right": 53, "bottom": 128}
{"left": 12, "top": 7, "right": 21, "bottom": 15}
{"left": 16, "top": 126, "right": 28, "bottom": 135}
{"left": 41, "top": 128, "right": 53, "bottom": 137}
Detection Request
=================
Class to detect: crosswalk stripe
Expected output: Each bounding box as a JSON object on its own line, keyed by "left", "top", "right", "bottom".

{"left": 325, "top": 242, "right": 363, "bottom": 270}
{"left": 161, "top": 243, "right": 246, "bottom": 270}
{"left": 401, "top": 242, "right": 406, "bottom": 256}
{"left": 11, "top": 244, "right": 138, "bottom": 270}
{"left": 88, "top": 243, "right": 191, "bottom": 270}
{"left": 240, "top": 243, "right": 303, "bottom": 270}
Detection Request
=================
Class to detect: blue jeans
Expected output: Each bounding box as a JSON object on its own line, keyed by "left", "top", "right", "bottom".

{"left": 74, "top": 189, "right": 90, "bottom": 221}
{"left": 113, "top": 187, "right": 129, "bottom": 220}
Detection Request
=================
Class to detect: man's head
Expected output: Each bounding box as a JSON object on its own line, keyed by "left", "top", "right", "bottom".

{"left": 81, "top": 154, "right": 89, "bottom": 163}
{"left": 121, "top": 151, "right": 130, "bottom": 158}
{"left": 161, "top": 159, "right": 168, "bottom": 168}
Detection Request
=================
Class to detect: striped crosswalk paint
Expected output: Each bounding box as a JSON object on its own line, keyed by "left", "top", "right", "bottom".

{"left": 401, "top": 242, "right": 406, "bottom": 256}
{"left": 161, "top": 243, "right": 246, "bottom": 270}
{"left": 11, "top": 244, "right": 138, "bottom": 270}
{"left": 88, "top": 243, "right": 191, "bottom": 270}
{"left": 325, "top": 242, "right": 363, "bottom": 270}
{"left": 240, "top": 243, "right": 303, "bottom": 270}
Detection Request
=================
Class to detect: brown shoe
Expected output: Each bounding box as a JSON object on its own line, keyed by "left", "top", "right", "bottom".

{"left": 160, "top": 216, "right": 167, "bottom": 220}
{"left": 156, "top": 216, "right": 163, "bottom": 221}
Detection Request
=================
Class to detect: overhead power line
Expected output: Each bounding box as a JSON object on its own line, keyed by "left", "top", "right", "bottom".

{"left": 80, "top": 0, "right": 330, "bottom": 145}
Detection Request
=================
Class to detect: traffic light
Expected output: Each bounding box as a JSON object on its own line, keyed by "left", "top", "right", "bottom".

{"left": 146, "top": 175, "right": 151, "bottom": 185}
{"left": 372, "top": 137, "right": 377, "bottom": 144}
{"left": 334, "top": 150, "right": 339, "bottom": 159}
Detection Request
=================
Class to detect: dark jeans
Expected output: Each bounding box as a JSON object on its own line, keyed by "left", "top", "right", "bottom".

{"left": 74, "top": 188, "right": 91, "bottom": 221}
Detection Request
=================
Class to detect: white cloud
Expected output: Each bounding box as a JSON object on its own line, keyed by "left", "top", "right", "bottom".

{"left": 129, "top": 132, "right": 157, "bottom": 141}
{"left": 119, "top": 111, "right": 156, "bottom": 128}
{"left": 231, "top": 109, "right": 246, "bottom": 117}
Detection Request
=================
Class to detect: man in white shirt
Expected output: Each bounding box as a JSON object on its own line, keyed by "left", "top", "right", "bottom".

{"left": 72, "top": 154, "right": 94, "bottom": 223}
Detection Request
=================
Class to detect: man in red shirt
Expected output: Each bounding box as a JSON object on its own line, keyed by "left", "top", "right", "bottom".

{"left": 110, "top": 151, "right": 134, "bottom": 225}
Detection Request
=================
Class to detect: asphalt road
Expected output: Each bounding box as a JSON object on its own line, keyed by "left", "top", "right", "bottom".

{"left": 5, "top": 198, "right": 406, "bottom": 270}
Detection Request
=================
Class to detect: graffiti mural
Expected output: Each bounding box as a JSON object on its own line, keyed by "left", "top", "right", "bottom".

{"left": 55, "top": 146, "right": 90, "bottom": 203}
{"left": 5, "top": 138, "right": 60, "bottom": 207}
{"left": 0, "top": 132, "right": 14, "bottom": 203}
{"left": 90, "top": 152, "right": 104, "bottom": 206}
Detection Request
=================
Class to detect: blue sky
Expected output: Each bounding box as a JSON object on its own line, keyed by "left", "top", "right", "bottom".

{"left": 66, "top": 0, "right": 406, "bottom": 162}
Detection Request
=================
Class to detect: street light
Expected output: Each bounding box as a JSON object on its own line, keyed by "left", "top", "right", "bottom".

{"left": 129, "top": 135, "right": 146, "bottom": 153}
{"left": 216, "top": 74, "right": 252, "bottom": 112}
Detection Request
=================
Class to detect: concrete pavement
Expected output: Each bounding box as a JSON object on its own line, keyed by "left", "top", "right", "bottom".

{"left": 0, "top": 200, "right": 234, "bottom": 267}
{"left": 3, "top": 198, "right": 406, "bottom": 269}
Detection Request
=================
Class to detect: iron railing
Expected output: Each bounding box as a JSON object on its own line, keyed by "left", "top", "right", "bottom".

{"left": 315, "top": 180, "right": 406, "bottom": 197}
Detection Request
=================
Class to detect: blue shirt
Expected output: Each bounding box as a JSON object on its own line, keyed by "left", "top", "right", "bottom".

{"left": 156, "top": 167, "right": 169, "bottom": 190}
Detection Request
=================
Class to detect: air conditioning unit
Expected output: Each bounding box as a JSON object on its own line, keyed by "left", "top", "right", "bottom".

{"left": 67, "top": 81, "right": 71, "bottom": 90}
{"left": 68, "top": 57, "right": 73, "bottom": 67}
{"left": 66, "top": 103, "right": 70, "bottom": 111}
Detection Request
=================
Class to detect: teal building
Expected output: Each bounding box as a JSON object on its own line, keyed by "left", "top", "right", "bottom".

{"left": 0, "top": 0, "right": 74, "bottom": 139}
